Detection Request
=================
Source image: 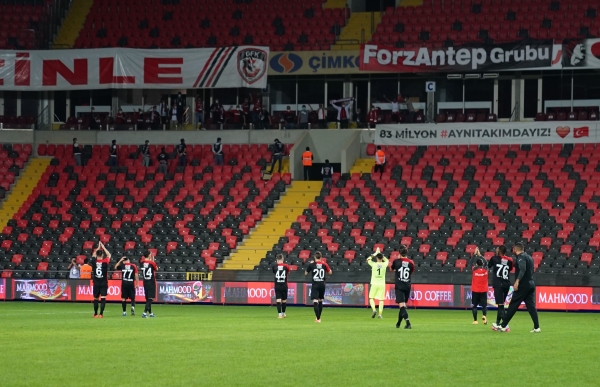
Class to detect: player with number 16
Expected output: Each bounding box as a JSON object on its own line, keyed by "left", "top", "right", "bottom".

{"left": 391, "top": 245, "right": 414, "bottom": 329}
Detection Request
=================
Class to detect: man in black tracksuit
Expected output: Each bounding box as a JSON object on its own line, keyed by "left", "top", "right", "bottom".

{"left": 268, "top": 139, "right": 285, "bottom": 174}
{"left": 494, "top": 242, "right": 540, "bottom": 333}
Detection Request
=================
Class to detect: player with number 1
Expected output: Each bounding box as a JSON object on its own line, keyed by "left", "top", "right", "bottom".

{"left": 367, "top": 248, "right": 388, "bottom": 319}
{"left": 273, "top": 254, "right": 291, "bottom": 318}
{"left": 305, "top": 252, "right": 332, "bottom": 323}
{"left": 391, "top": 245, "right": 414, "bottom": 329}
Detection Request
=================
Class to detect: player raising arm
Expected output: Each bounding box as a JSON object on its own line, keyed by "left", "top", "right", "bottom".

{"left": 305, "top": 252, "right": 332, "bottom": 323}
{"left": 470, "top": 252, "right": 489, "bottom": 325}
{"left": 487, "top": 245, "right": 513, "bottom": 328}
{"left": 391, "top": 245, "right": 414, "bottom": 329}
{"left": 367, "top": 248, "right": 388, "bottom": 319}
{"left": 115, "top": 257, "right": 139, "bottom": 317}
{"left": 273, "top": 254, "right": 291, "bottom": 319}
{"left": 91, "top": 242, "right": 111, "bottom": 318}
{"left": 140, "top": 251, "right": 158, "bottom": 318}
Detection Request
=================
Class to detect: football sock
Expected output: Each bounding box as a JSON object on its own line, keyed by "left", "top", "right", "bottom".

{"left": 397, "top": 309, "right": 402, "bottom": 324}
{"left": 122, "top": 301, "right": 127, "bottom": 312}
{"left": 378, "top": 301, "right": 384, "bottom": 315}
{"left": 369, "top": 299, "right": 376, "bottom": 311}
{"left": 276, "top": 302, "right": 282, "bottom": 314}
{"left": 100, "top": 298, "right": 106, "bottom": 315}
{"left": 318, "top": 301, "right": 323, "bottom": 319}
{"left": 472, "top": 306, "right": 478, "bottom": 321}
{"left": 400, "top": 306, "right": 409, "bottom": 322}
{"left": 148, "top": 302, "right": 152, "bottom": 314}
{"left": 482, "top": 306, "right": 487, "bottom": 317}
{"left": 93, "top": 299, "right": 99, "bottom": 315}
{"left": 313, "top": 302, "right": 319, "bottom": 318}
{"left": 131, "top": 300, "right": 135, "bottom": 309}
{"left": 282, "top": 303, "right": 287, "bottom": 313}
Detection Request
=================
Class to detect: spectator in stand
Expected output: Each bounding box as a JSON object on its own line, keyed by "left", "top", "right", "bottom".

{"left": 317, "top": 104, "right": 327, "bottom": 129}
{"left": 368, "top": 104, "right": 381, "bottom": 129}
{"left": 116, "top": 108, "right": 124, "bottom": 124}
{"left": 229, "top": 105, "right": 245, "bottom": 129}
{"left": 73, "top": 137, "right": 82, "bottom": 166}
{"left": 140, "top": 140, "right": 150, "bottom": 167}
{"left": 89, "top": 107, "right": 99, "bottom": 130}
{"left": 322, "top": 159, "right": 333, "bottom": 189}
{"left": 159, "top": 100, "right": 169, "bottom": 126}
{"left": 170, "top": 103, "right": 179, "bottom": 131}
{"left": 330, "top": 98, "right": 354, "bottom": 129}
{"left": 68, "top": 258, "right": 80, "bottom": 279}
{"left": 354, "top": 107, "right": 366, "bottom": 128}
{"left": 405, "top": 97, "right": 416, "bottom": 123}
{"left": 374, "top": 145, "right": 386, "bottom": 178}
{"left": 384, "top": 94, "right": 402, "bottom": 123}
{"left": 177, "top": 138, "right": 187, "bottom": 167}
{"left": 242, "top": 97, "right": 251, "bottom": 128}
{"left": 268, "top": 138, "right": 285, "bottom": 174}
{"left": 213, "top": 137, "right": 224, "bottom": 166}
{"left": 175, "top": 92, "right": 185, "bottom": 124}
{"left": 109, "top": 140, "right": 118, "bottom": 167}
{"left": 211, "top": 99, "right": 224, "bottom": 128}
{"left": 157, "top": 147, "right": 168, "bottom": 174}
{"left": 150, "top": 106, "right": 160, "bottom": 130}
{"left": 283, "top": 106, "right": 296, "bottom": 129}
{"left": 298, "top": 105, "right": 312, "bottom": 129}
{"left": 259, "top": 107, "right": 271, "bottom": 129}
{"left": 251, "top": 93, "right": 262, "bottom": 126}
{"left": 136, "top": 108, "right": 146, "bottom": 130}
{"left": 195, "top": 95, "right": 204, "bottom": 130}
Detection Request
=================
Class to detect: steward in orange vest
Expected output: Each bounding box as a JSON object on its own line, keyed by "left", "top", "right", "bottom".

{"left": 374, "top": 146, "right": 385, "bottom": 178}
{"left": 302, "top": 147, "right": 313, "bottom": 181}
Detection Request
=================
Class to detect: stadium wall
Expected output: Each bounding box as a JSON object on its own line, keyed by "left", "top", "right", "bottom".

{"left": 3, "top": 278, "right": 600, "bottom": 311}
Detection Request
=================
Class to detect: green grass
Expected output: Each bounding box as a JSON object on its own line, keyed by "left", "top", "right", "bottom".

{"left": 0, "top": 302, "right": 598, "bottom": 387}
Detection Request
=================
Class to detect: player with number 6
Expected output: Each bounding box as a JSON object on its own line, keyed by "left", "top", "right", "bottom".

{"left": 366, "top": 247, "right": 388, "bottom": 319}
{"left": 391, "top": 245, "right": 414, "bottom": 329}
{"left": 91, "top": 242, "right": 111, "bottom": 318}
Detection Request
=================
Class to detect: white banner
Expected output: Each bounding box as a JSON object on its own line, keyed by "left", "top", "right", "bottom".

{"left": 0, "top": 47, "right": 268, "bottom": 90}
{"left": 375, "top": 121, "right": 599, "bottom": 146}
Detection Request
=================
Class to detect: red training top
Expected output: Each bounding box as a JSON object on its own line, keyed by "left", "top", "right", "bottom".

{"left": 471, "top": 267, "right": 489, "bottom": 293}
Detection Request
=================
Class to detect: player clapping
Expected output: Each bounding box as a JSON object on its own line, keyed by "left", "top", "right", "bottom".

{"left": 91, "top": 242, "right": 111, "bottom": 318}
{"left": 305, "top": 252, "right": 332, "bottom": 323}
{"left": 487, "top": 245, "right": 513, "bottom": 328}
{"left": 366, "top": 248, "right": 388, "bottom": 319}
{"left": 140, "top": 251, "right": 158, "bottom": 318}
{"left": 471, "top": 248, "right": 489, "bottom": 325}
{"left": 391, "top": 245, "right": 414, "bottom": 329}
{"left": 115, "top": 256, "right": 139, "bottom": 317}
{"left": 273, "top": 254, "right": 291, "bottom": 319}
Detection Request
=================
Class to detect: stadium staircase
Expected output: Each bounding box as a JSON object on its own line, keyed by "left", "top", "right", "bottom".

{"left": 349, "top": 158, "right": 375, "bottom": 175}
{"left": 399, "top": 0, "right": 424, "bottom": 7}
{"left": 0, "top": 158, "right": 50, "bottom": 229}
{"left": 221, "top": 181, "right": 319, "bottom": 270}
{"left": 53, "top": 0, "right": 94, "bottom": 48}
{"left": 332, "top": 12, "right": 381, "bottom": 50}
{"left": 323, "top": 0, "right": 347, "bottom": 8}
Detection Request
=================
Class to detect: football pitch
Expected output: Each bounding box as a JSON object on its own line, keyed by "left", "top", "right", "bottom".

{"left": 0, "top": 302, "right": 598, "bottom": 387}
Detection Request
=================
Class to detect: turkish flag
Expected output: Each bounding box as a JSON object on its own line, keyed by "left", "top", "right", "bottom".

{"left": 574, "top": 126, "right": 589, "bottom": 138}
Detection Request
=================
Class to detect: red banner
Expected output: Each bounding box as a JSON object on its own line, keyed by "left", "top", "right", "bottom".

{"left": 0, "top": 278, "right": 5, "bottom": 300}
{"left": 74, "top": 280, "right": 146, "bottom": 302}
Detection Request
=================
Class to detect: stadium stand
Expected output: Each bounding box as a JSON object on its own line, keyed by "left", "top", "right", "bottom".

{"left": 73, "top": 0, "right": 345, "bottom": 50}
{"left": 0, "top": 143, "right": 33, "bottom": 205}
{"left": 0, "top": 143, "right": 291, "bottom": 279}
{"left": 0, "top": 0, "right": 51, "bottom": 50}
{"left": 372, "top": 0, "right": 600, "bottom": 48}
{"left": 256, "top": 143, "right": 600, "bottom": 277}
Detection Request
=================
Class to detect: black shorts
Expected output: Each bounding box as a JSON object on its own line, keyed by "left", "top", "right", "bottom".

{"left": 122, "top": 283, "right": 136, "bottom": 300}
{"left": 93, "top": 282, "right": 108, "bottom": 298}
{"left": 144, "top": 282, "right": 156, "bottom": 300}
{"left": 494, "top": 286, "right": 510, "bottom": 305}
{"left": 310, "top": 282, "right": 325, "bottom": 300}
{"left": 395, "top": 287, "right": 411, "bottom": 304}
{"left": 472, "top": 291, "right": 487, "bottom": 307}
{"left": 275, "top": 284, "right": 288, "bottom": 300}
